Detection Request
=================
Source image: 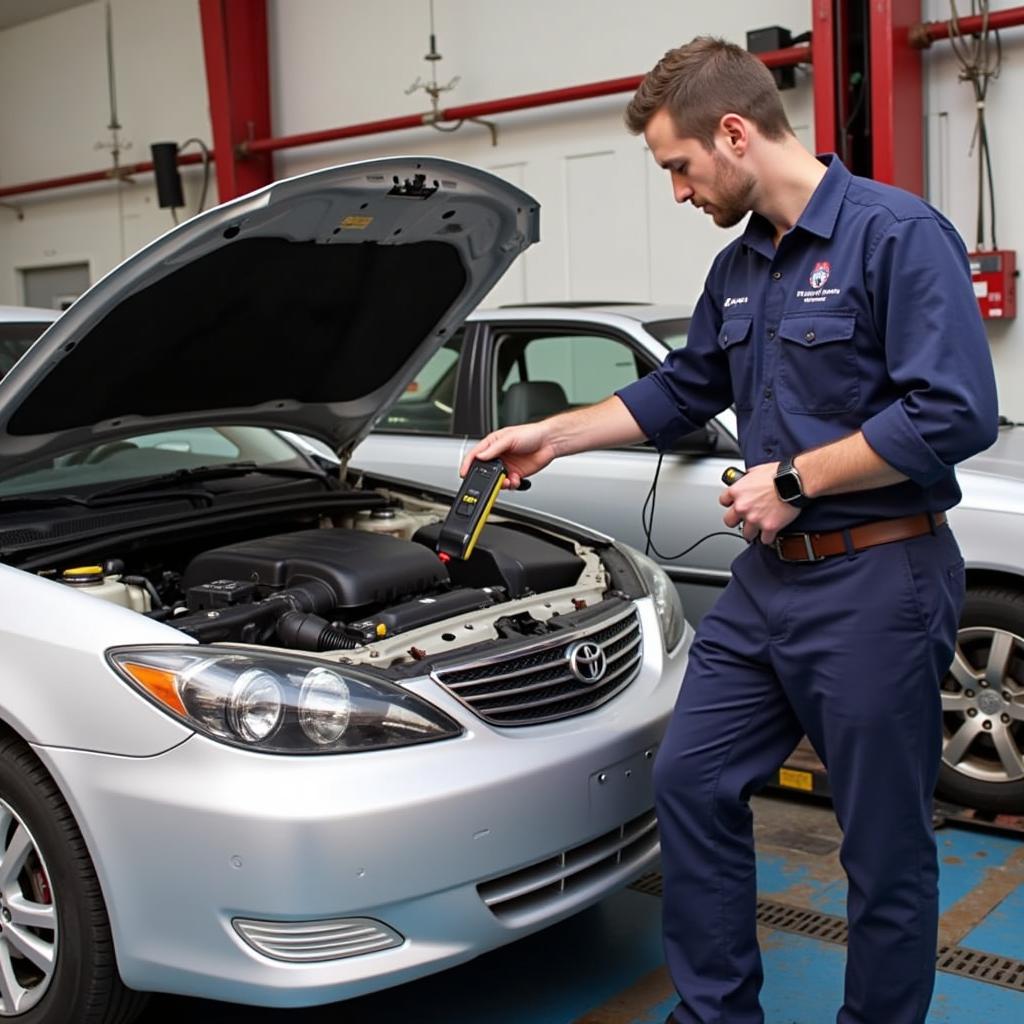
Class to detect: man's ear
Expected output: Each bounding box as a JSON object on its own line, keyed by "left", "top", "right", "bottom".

{"left": 720, "top": 114, "right": 749, "bottom": 155}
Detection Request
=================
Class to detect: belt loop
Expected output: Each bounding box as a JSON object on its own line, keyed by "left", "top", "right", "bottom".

{"left": 927, "top": 511, "right": 938, "bottom": 535}
{"left": 842, "top": 528, "right": 856, "bottom": 560}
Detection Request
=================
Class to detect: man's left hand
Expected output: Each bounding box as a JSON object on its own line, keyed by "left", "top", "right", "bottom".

{"left": 719, "top": 462, "right": 800, "bottom": 544}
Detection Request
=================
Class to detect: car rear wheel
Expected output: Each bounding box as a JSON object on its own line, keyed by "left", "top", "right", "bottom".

{"left": 938, "top": 586, "right": 1024, "bottom": 813}
{"left": 0, "top": 736, "right": 148, "bottom": 1023}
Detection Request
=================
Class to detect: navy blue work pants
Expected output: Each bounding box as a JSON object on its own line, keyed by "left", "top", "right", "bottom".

{"left": 658, "top": 525, "right": 965, "bottom": 1024}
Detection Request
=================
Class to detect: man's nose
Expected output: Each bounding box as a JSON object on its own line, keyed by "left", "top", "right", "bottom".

{"left": 672, "top": 179, "right": 693, "bottom": 204}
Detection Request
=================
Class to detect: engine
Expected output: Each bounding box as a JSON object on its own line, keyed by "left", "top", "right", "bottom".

{"left": 150, "top": 524, "right": 585, "bottom": 651}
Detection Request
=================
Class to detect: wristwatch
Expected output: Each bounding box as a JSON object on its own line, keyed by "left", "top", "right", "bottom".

{"left": 774, "top": 457, "right": 810, "bottom": 508}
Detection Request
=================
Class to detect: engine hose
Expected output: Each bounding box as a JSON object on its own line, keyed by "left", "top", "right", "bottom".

{"left": 275, "top": 610, "right": 360, "bottom": 651}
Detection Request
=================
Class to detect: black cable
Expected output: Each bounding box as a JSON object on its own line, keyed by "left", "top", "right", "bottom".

{"left": 641, "top": 452, "right": 745, "bottom": 562}
{"left": 948, "top": 0, "right": 1001, "bottom": 250}
{"left": 177, "top": 137, "right": 212, "bottom": 216}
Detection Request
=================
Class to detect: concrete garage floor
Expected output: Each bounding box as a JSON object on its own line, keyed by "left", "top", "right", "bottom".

{"left": 141, "top": 793, "right": 1024, "bottom": 1023}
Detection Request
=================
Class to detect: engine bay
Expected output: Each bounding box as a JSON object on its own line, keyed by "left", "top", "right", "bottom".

{"left": 41, "top": 489, "right": 628, "bottom": 671}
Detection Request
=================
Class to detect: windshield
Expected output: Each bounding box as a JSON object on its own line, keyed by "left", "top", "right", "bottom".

{"left": 644, "top": 317, "right": 690, "bottom": 350}
{"left": 0, "top": 426, "right": 311, "bottom": 497}
{"left": 0, "top": 321, "right": 52, "bottom": 378}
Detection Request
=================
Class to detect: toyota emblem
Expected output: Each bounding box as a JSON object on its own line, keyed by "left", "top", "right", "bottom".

{"left": 567, "top": 641, "right": 607, "bottom": 684}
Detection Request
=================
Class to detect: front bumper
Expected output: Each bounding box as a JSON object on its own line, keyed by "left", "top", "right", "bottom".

{"left": 37, "top": 607, "right": 690, "bottom": 1008}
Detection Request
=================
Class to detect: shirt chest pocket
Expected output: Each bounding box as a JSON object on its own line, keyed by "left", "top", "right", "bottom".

{"left": 777, "top": 312, "right": 859, "bottom": 415}
{"left": 717, "top": 315, "right": 756, "bottom": 411}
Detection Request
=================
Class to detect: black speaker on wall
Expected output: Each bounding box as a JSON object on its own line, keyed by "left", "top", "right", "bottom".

{"left": 150, "top": 142, "right": 185, "bottom": 209}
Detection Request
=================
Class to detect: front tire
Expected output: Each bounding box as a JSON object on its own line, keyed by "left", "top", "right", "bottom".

{"left": 938, "top": 586, "right": 1024, "bottom": 812}
{"left": 0, "top": 736, "right": 148, "bottom": 1023}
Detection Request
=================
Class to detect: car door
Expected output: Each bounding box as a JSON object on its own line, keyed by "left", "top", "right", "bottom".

{"left": 352, "top": 326, "right": 474, "bottom": 490}
{"left": 480, "top": 321, "right": 744, "bottom": 622}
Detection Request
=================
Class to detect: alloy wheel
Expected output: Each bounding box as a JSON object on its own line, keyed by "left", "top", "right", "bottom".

{"left": 941, "top": 626, "right": 1024, "bottom": 784}
{"left": 0, "top": 799, "right": 57, "bottom": 1015}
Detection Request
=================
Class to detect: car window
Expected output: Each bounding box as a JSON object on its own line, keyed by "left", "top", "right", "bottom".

{"left": 0, "top": 321, "right": 53, "bottom": 378}
{"left": 494, "top": 330, "right": 648, "bottom": 427}
{"left": 644, "top": 317, "right": 690, "bottom": 350}
{"left": 376, "top": 329, "right": 464, "bottom": 435}
{"left": 0, "top": 426, "right": 306, "bottom": 496}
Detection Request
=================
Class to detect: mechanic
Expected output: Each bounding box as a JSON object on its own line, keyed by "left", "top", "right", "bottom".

{"left": 460, "top": 36, "right": 999, "bottom": 1024}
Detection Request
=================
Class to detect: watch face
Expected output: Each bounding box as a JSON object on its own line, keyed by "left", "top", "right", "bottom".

{"left": 775, "top": 471, "right": 803, "bottom": 502}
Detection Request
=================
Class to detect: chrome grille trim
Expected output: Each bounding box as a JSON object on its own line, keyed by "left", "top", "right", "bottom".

{"left": 233, "top": 916, "right": 404, "bottom": 962}
{"left": 478, "top": 810, "right": 658, "bottom": 923}
{"left": 431, "top": 604, "right": 643, "bottom": 726}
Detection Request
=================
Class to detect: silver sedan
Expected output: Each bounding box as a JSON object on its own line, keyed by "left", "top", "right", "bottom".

{"left": 355, "top": 302, "right": 1024, "bottom": 813}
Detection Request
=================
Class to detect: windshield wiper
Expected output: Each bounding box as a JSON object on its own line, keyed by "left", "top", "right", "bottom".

{"left": 85, "top": 461, "right": 334, "bottom": 503}
{"left": 0, "top": 488, "right": 215, "bottom": 511}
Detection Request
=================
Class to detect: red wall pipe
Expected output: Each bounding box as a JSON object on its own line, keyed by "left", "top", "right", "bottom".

{"left": 0, "top": 152, "right": 206, "bottom": 201}
{"left": 910, "top": 3, "right": 1024, "bottom": 47}
{"left": 0, "top": 44, "right": 811, "bottom": 201}
{"left": 241, "top": 48, "right": 812, "bottom": 158}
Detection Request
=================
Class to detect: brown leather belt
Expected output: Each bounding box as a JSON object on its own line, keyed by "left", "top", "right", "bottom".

{"left": 774, "top": 512, "right": 946, "bottom": 563}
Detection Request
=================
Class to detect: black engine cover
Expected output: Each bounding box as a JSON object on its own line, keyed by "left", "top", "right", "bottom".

{"left": 183, "top": 528, "right": 448, "bottom": 609}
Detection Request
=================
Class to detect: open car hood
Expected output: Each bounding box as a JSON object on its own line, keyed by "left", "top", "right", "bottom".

{"left": 0, "top": 158, "right": 538, "bottom": 479}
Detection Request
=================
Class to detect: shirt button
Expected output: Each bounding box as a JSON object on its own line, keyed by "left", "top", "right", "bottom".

{"left": 805, "top": 330, "right": 816, "bottom": 341}
{"left": 771, "top": 271, "right": 782, "bottom": 280}
{"left": 767, "top": 328, "right": 776, "bottom": 339}
{"left": 764, "top": 388, "right": 773, "bottom": 399}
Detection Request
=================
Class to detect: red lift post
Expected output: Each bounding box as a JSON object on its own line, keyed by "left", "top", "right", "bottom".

{"left": 197, "top": 0, "right": 273, "bottom": 202}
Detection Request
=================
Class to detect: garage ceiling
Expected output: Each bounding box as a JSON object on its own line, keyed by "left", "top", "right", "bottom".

{"left": 0, "top": 0, "right": 94, "bottom": 32}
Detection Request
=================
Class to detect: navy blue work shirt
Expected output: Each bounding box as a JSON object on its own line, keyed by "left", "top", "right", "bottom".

{"left": 616, "top": 155, "right": 999, "bottom": 531}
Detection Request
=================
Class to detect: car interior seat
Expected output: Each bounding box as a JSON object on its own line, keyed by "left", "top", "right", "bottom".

{"left": 500, "top": 380, "right": 570, "bottom": 425}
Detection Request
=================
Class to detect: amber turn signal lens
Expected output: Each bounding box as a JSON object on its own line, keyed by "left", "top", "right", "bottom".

{"left": 119, "top": 662, "right": 187, "bottom": 716}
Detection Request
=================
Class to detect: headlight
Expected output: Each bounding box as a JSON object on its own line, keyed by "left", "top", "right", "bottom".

{"left": 619, "top": 545, "right": 686, "bottom": 651}
{"left": 108, "top": 647, "right": 462, "bottom": 754}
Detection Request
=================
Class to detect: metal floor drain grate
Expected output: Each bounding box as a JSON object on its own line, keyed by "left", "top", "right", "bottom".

{"left": 629, "top": 875, "right": 1024, "bottom": 994}
{"left": 936, "top": 945, "right": 1024, "bottom": 993}
{"left": 756, "top": 899, "right": 848, "bottom": 945}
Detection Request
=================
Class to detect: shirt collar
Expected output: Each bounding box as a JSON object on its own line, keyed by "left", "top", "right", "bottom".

{"left": 740, "top": 154, "right": 851, "bottom": 257}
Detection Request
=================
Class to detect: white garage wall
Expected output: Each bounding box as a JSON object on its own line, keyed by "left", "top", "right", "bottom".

{"left": 0, "top": 0, "right": 1021, "bottom": 414}
{"left": 0, "top": 0, "right": 212, "bottom": 302}
{"left": 921, "top": 0, "right": 1024, "bottom": 418}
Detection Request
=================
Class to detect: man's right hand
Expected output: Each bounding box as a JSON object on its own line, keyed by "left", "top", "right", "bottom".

{"left": 460, "top": 422, "right": 557, "bottom": 489}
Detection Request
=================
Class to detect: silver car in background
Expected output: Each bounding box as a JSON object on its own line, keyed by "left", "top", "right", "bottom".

{"left": 0, "top": 163, "right": 689, "bottom": 1021}
{"left": 355, "top": 302, "right": 1024, "bottom": 814}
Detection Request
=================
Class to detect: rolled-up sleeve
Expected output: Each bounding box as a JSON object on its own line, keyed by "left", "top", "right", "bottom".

{"left": 860, "top": 216, "right": 998, "bottom": 485}
{"left": 615, "top": 283, "right": 733, "bottom": 449}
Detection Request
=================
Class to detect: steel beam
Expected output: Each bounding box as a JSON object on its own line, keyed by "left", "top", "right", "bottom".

{"left": 198, "top": 0, "right": 272, "bottom": 201}
{"left": 870, "top": 0, "right": 924, "bottom": 193}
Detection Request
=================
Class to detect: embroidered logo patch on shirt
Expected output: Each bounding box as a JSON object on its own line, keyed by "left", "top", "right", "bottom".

{"left": 809, "top": 261, "right": 831, "bottom": 289}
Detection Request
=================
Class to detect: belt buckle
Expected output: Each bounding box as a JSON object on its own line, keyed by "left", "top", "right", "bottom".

{"left": 774, "top": 533, "right": 824, "bottom": 563}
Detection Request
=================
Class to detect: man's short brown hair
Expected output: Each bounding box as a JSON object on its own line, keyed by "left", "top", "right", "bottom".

{"left": 625, "top": 37, "right": 794, "bottom": 148}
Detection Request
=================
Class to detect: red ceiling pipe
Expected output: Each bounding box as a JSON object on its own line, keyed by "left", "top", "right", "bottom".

{"left": 0, "top": 43, "right": 810, "bottom": 200}
{"left": 910, "top": 4, "right": 1024, "bottom": 47}
{"left": 241, "top": 46, "right": 811, "bottom": 158}
{"left": 0, "top": 152, "right": 206, "bottom": 201}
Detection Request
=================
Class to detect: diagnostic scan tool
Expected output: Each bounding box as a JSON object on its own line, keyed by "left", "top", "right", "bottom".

{"left": 436, "top": 458, "right": 508, "bottom": 561}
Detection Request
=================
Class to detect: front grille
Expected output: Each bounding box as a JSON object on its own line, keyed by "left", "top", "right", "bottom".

{"left": 233, "top": 916, "right": 403, "bottom": 962}
{"left": 431, "top": 604, "right": 643, "bottom": 726}
{"left": 479, "top": 810, "right": 658, "bottom": 924}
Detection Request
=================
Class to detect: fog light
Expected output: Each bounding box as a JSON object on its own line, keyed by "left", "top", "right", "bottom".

{"left": 233, "top": 916, "right": 404, "bottom": 962}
